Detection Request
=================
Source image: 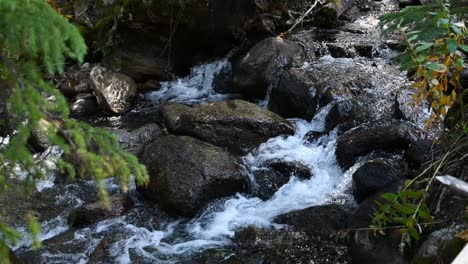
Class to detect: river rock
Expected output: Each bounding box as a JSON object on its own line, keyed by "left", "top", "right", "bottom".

{"left": 70, "top": 93, "right": 99, "bottom": 118}
{"left": 138, "top": 135, "right": 250, "bottom": 217}
{"left": 233, "top": 37, "right": 306, "bottom": 99}
{"left": 352, "top": 159, "right": 407, "bottom": 203}
{"left": 348, "top": 185, "right": 407, "bottom": 264}
{"left": 274, "top": 204, "right": 352, "bottom": 237}
{"left": 67, "top": 194, "right": 134, "bottom": 228}
{"left": 160, "top": 100, "right": 294, "bottom": 154}
{"left": 253, "top": 160, "right": 312, "bottom": 200}
{"left": 412, "top": 225, "right": 467, "bottom": 264}
{"left": 268, "top": 67, "right": 318, "bottom": 120}
{"left": 405, "top": 139, "right": 436, "bottom": 169}
{"left": 324, "top": 99, "right": 373, "bottom": 133}
{"left": 106, "top": 123, "right": 164, "bottom": 157}
{"left": 90, "top": 66, "right": 137, "bottom": 114}
{"left": 233, "top": 226, "right": 351, "bottom": 264}
{"left": 335, "top": 120, "right": 418, "bottom": 170}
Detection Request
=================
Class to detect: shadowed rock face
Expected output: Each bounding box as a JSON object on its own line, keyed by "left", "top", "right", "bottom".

{"left": 90, "top": 66, "right": 137, "bottom": 114}
{"left": 160, "top": 99, "right": 294, "bottom": 154}
{"left": 335, "top": 120, "right": 419, "bottom": 170}
{"left": 138, "top": 135, "right": 251, "bottom": 217}
{"left": 233, "top": 37, "right": 307, "bottom": 99}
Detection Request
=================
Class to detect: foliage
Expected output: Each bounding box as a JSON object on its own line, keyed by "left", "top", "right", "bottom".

{"left": 380, "top": 0, "right": 468, "bottom": 124}
{"left": 0, "top": 0, "right": 149, "bottom": 261}
{"left": 372, "top": 0, "right": 468, "bottom": 250}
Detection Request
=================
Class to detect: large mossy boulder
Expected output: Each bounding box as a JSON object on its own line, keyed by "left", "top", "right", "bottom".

{"left": 160, "top": 100, "right": 294, "bottom": 154}
{"left": 138, "top": 135, "right": 250, "bottom": 217}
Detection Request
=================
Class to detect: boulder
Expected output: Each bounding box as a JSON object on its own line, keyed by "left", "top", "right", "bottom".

{"left": 90, "top": 66, "right": 137, "bottom": 114}
{"left": 253, "top": 161, "right": 312, "bottom": 200}
{"left": 160, "top": 100, "right": 294, "bottom": 154}
{"left": 232, "top": 226, "right": 351, "bottom": 264}
{"left": 67, "top": 194, "right": 134, "bottom": 228}
{"left": 324, "top": 99, "right": 373, "bottom": 133}
{"left": 348, "top": 185, "right": 407, "bottom": 264}
{"left": 106, "top": 123, "right": 164, "bottom": 157}
{"left": 405, "top": 139, "right": 436, "bottom": 169}
{"left": 352, "top": 159, "right": 406, "bottom": 203}
{"left": 412, "top": 225, "right": 467, "bottom": 264}
{"left": 335, "top": 120, "right": 418, "bottom": 170}
{"left": 138, "top": 135, "right": 250, "bottom": 217}
{"left": 304, "top": 130, "right": 327, "bottom": 142}
{"left": 70, "top": 93, "right": 99, "bottom": 118}
{"left": 233, "top": 37, "right": 306, "bottom": 99}
{"left": 268, "top": 68, "right": 318, "bottom": 120}
{"left": 274, "top": 204, "right": 352, "bottom": 237}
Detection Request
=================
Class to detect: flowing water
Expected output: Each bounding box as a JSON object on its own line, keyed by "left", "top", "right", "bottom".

{"left": 12, "top": 1, "right": 426, "bottom": 262}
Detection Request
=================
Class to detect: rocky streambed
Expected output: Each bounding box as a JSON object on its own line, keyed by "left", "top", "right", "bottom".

{"left": 4, "top": 0, "right": 463, "bottom": 263}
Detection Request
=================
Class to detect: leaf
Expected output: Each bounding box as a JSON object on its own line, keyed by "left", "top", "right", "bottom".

{"left": 460, "top": 44, "right": 468, "bottom": 52}
{"left": 381, "top": 193, "right": 397, "bottom": 201}
{"left": 437, "top": 18, "right": 449, "bottom": 27}
{"left": 426, "top": 63, "right": 447, "bottom": 72}
{"left": 456, "top": 230, "right": 468, "bottom": 242}
{"left": 446, "top": 39, "right": 458, "bottom": 54}
{"left": 414, "top": 43, "right": 433, "bottom": 53}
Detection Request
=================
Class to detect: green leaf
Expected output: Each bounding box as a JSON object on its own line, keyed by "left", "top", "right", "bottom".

{"left": 414, "top": 43, "right": 433, "bottom": 53}
{"left": 381, "top": 193, "right": 397, "bottom": 201}
{"left": 426, "top": 63, "right": 447, "bottom": 72}
{"left": 446, "top": 39, "right": 458, "bottom": 54}
{"left": 460, "top": 44, "right": 468, "bottom": 52}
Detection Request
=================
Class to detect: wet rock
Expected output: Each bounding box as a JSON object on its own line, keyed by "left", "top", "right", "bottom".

{"left": 233, "top": 37, "right": 306, "bottom": 99}
{"left": 335, "top": 120, "right": 418, "bottom": 170}
{"left": 253, "top": 161, "right": 312, "bottom": 200}
{"left": 90, "top": 66, "right": 137, "bottom": 114}
{"left": 268, "top": 67, "right": 318, "bottom": 120}
{"left": 106, "top": 123, "right": 164, "bottom": 157}
{"left": 324, "top": 99, "right": 373, "bottom": 133}
{"left": 56, "top": 63, "right": 95, "bottom": 99}
{"left": 348, "top": 185, "right": 407, "bottom": 264}
{"left": 314, "top": 0, "right": 358, "bottom": 27}
{"left": 233, "top": 226, "right": 351, "bottom": 264}
{"left": 160, "top": 100, "right": 294, "bottom": 154}
{"left": 88, "top": 233, "right": 127, "bottom": 263}
{"left": 327, "top": 43, "right": 356, "bottom": 58}
{"left": 70, "top": 93, "right": 99, "bottom": 118}
{"left": 138, "top": 135, "right": 250, "bottom": 217}
{"left": 268, "top": 160, "right": 311, "bottom": 179}
{"left": 412, "top": 225, "right": 467, "bottom": 264}
{"left": 405, "top": 139, "right": 436, "bottom": 169}
{"left": 9, "top": 248, "right": 23, "bottom": 264}
{"left": 304, "top": 130, "right": 327, "bottom": 142}
{"left": 67, "top": 194, "right": 134, "bottom": 228}
{"left": 274, "top": 204, "right": 352, "bottom": 237}
{"left": 352, "top": 159, "right": 406, "bottom": 203}
{"left": 28, "top": 119, "right": 62, "bottom": 152}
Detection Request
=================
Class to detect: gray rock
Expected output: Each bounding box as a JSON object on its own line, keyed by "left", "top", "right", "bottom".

{"left": 70, "top": 93, "right": 99, "bottom": 117}
{"left": 352, "top": 159, "right": 407, "bottom": 203}
{"left": 106, "top": 123, "right": 164, "bottom": 157}
{"left": 160, "top": 100, "right": 294, "bottom": 154}
{"left": 90, "top": 66, "right": 137, "bottom": 114}
{"left": 233, "top": 37, "right": 306, "bottom": 99}
{"left": 268, "top": 68, "right": 318, "bottom": 120}
{"left": 335, "top": 120, "right": 418, "bottom": 170}
{"left": 138, "top": 135, "right": 250, "bottom": 217}
{"left": 274, "top": 204, "right": 352, "bottom": 237}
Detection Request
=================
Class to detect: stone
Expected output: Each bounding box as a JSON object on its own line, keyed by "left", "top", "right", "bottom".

{"left": 274, "top": 204, "right": 352, "bottom": 237}
{"left": 335, "top": 120, "right": 418, "bottom": 170}
{"left": 160, "top": 100, "right": 294, "bottom": 154}
{"left": 106, "top": 123, "right": 164, "bottom": 157}
{"left": 232, "top": 37, "right": 306, "bottom": 99}
{"left": 352, "top": 159, "right": 406, "bottom": 203}
{"left": 268, "top": 68, "right": 318, "bottom": 120}
{"left": 90, "top": 66, "right": 137, "bottom": 114}
{"left": 138, "top": 135, "right": 250, "bottom": 217}
{"left": 70, "top": 93, "right": 99, "bottom": 117}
